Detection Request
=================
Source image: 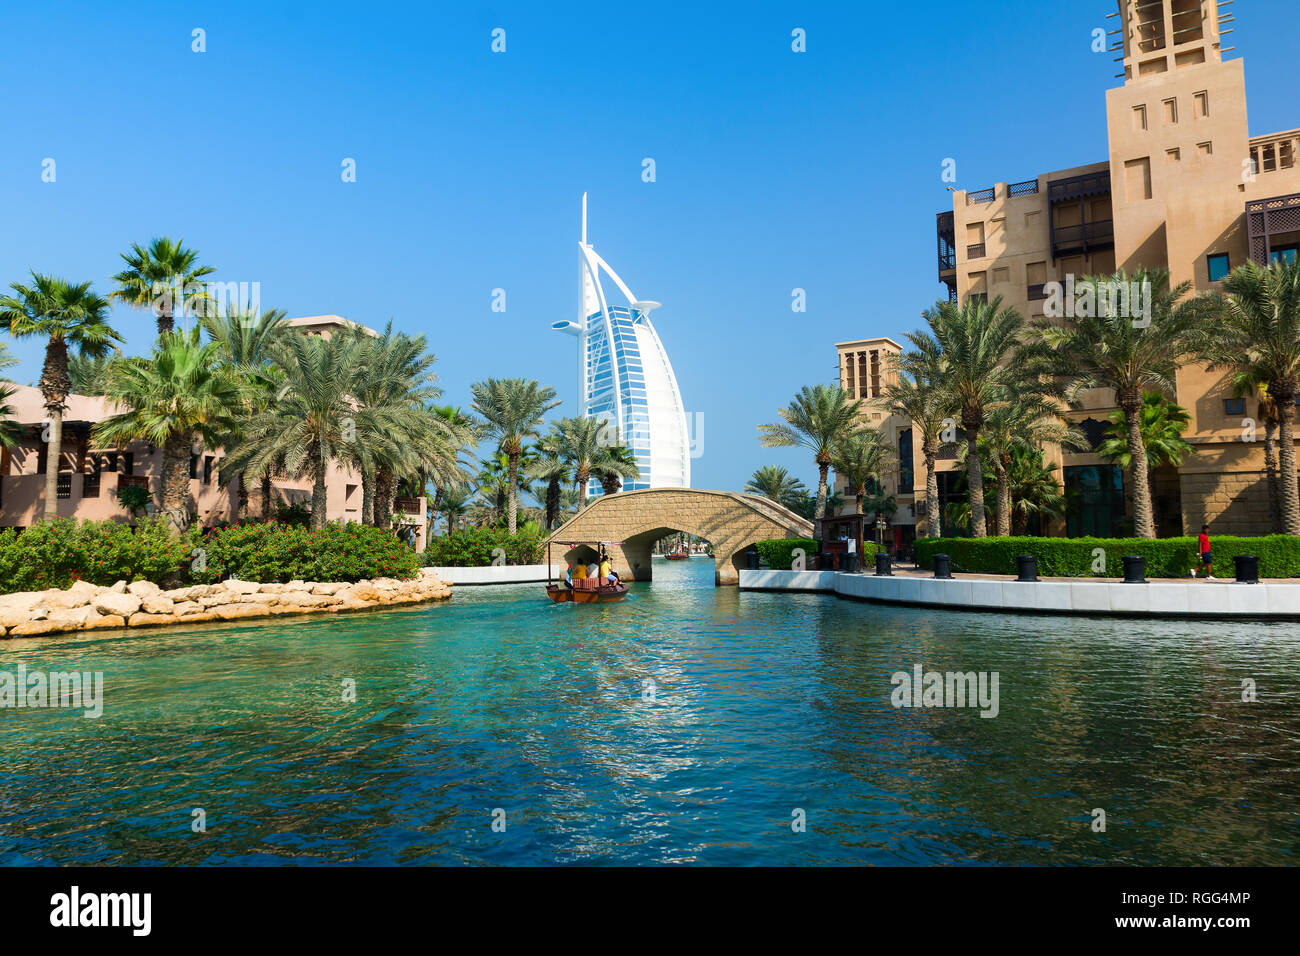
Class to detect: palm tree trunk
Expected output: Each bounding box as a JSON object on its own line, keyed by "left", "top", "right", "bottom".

{"left": 995, "top": 457, "right": 1012, "bottom": 537}
{"left": 545, "top": 479, "right": 559, "bottom": 530}
{"left": 158, "top": 306, "right": 174, "bottom": 338}
{"left": 814, "top": 461, "right": 829, "bottom": 521}
{"left": 923, "top": 443, "right": 940, "bottom": 539}
{"left": 234, "top": 472, "right": 248, "bottom": 520}
{"left": 1265, "top": 420, "right": 1282, "bottom": 533}
{"left": 162, "top": 433, "right": 191, "bottom": 532}
{"left": 261, "top": 474, "right": 273, "bottom": 521}
{"left": 855, "top": 491, "right": 864, "bottom": 514}
{"left": 312, "top": 443, "right": 328, "bottom": 529}
{"left": 1275, "top": 386, "right": 1300, "bottom": 535}
{"left": 576, "top": 470, "right": 590, "bottom": 509}
{"left": 374, "top": 467, "right": 394, "bottom": 530}
{"left": 507, "top": 453, "right": 519, "bottom": 534}
{"left": 965, "top": 429, "right": 987, "bottom": 538}
{"left": 1123, "top": 394, "right": 1156, "bottom": 539}
{"left": 361, "top": 471, "right": 374, "bottom": 525}
{"left": 428, "top": 487, "right": 444, "bottom": 539}
{"left": 42, "top": 406, "right": 63, "bottom": 521}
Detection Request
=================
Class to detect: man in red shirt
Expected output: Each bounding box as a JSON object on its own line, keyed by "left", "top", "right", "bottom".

{"left": 1193, "top": 524, "right": 1214, "bottom": 580}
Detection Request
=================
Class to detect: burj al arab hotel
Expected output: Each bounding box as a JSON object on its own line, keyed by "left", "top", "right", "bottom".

{"left": 551, "top": 194, "right": 691, "bottom": 493}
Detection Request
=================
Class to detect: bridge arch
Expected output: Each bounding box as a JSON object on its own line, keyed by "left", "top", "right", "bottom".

{"left": 547, "top": 488, "right": 814, "bottom": 585}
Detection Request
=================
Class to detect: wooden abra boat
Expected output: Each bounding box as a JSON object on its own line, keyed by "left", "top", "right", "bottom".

{"left": 666, "top": 551, "right": 690, "bottom": 561}
{"left": 545, "top": 539, "right": 629, "bottom": 605}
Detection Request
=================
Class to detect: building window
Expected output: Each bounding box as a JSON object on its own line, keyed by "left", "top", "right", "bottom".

{"left": 1197, "top": 141, "right": 1213, "bottom": 157}
{"left": 1132, "top": 105, "right": 1147, "bottom": 131}
{"left": 203, "top": 456, "right": 215, "bottom": 484}
{"left": 84, "top": 455, "right": 102, "bottom": 498}
{"left": 1065, "top": 465, "right": 1126, "bottom": 538}
{"left": 189, "top": 454, "right": 199, "bottom": 479}
{"left": 898, "top": 428, "right": 914, "bottom": 494}
{"left": 1207, "top": 253, "right": 1231, "bottom": 282}
{"left": 56, "top": 473, "right": 72, "bottom": 499}
{"left": 1166, "top": 148, "right": 1181, "bottom": 164}
{"left": 1223, "top": 398, "right": 1246, "bottom": 416}
{"left": 123, "top": 452, "right": 134, "bottom": 476}
{"left": 1194, "top": 90, "right": 1209, "bottom": 118}
{"left": 1162, "top": 98, "right": 1178, "bottom": 125}
{"left": 1271, "top": 245, "right": 1298, "bottom": 266}
{"left": 1124, "top": 157, "right": 1152, "bottom": 202}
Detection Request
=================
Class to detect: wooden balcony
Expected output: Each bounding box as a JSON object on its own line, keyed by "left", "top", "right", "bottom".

{"left": 393, "top": 495, "right": 422, "bottom": 515}
{"left": 1250, "top": 131, "right": 1299, "bottom": 177}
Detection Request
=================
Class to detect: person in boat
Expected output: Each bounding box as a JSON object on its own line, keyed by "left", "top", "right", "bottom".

{"left": 571, "top": 561, "right": 587, "bottom": 584}
{"left": 598, "top": 553, "right": 612, "bottom": 584}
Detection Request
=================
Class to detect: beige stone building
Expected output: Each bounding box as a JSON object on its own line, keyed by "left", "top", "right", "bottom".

{"left": 839, "top": 0, "right": 1300, "bottom": 547}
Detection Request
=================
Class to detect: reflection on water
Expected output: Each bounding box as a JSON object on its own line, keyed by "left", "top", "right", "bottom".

{"left": 1, "top": 556, "right": 1297, "bottom": 865}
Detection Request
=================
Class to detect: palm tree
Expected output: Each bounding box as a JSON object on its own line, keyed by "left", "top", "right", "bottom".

{"left": 882, "top": 348, "right": 955, "bottom": 538}
{"left": 525, "top": 431, "right": 570, "bottom": 530}
{"left": 425, "top": 405, "right": 478, "bottom": 538}
{"left": 220, "top": 331, "right": 365, "bottom": 528}
{"left": 915, "top": 296, "right": 1027, "bottom": 538}
{"left": 1030, "top": 267, "right": 1212, "bottom": 539}
{"left": 978, "top": 386, "right": 1084, "bottom": 537}
{"left": 438, "top": 483, "right": 472, "bottom": 535}
{"left": 594, "top": 443, "right": 640, "bottom": 496}
{"left": 1097, "top": 392, "right": 1193, "bottom": 536}
{"left": 93, "top": 329, "right": 243, "bottom": 531}
{"left": 0, "top": 274, "right": 122, "bottom": 520}
{"left": 1006, "top": 447, "right": 1067, "bottom": 535}
{"left": 110, "top": 237, "right": 215, "bottom": 337}
{"left": 744, "top": 465, "right": 808, "bottom": 508}
{"left": 552, "top": 415, "right": 631, "bottom": 509}
{"left": 831, "top": 429, "right": 893, "bottom": 516}
{"left": 1229, "top": 371, "right": 1282, "bottom": 533}
{"left": 758, "top": 384, "right": 864, "bottom": 521}
{"left": 68, "top": 351, "right": 117, "bottom": 395}
{"left": 0, "top": 344, "right": 22, "bottom": 452}
{"left": 1203, "top": 260, "right": 1300, "bottom": 534}
{"left": 203, "top": 305, "right": 287, "bottom": 518}
{"left": 469, "top": 378, "right": 559, "bottom": 534}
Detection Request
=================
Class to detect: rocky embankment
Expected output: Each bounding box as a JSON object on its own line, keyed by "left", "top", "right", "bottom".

{"left": 0, "top": 569, "right": 452, "bottom": 638}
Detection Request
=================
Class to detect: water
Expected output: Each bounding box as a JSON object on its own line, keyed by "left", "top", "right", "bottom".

{"left": 1, "top": 557, "right": 1297, "bottom": 865}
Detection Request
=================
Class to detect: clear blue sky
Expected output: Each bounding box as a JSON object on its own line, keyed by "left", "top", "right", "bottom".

{"left": 3, "top": 0, "right": 1299, "bottom": 494}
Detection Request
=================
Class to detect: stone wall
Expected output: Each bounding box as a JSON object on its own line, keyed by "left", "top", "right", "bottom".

{"left": 0, "top": 570, "right": 452, "bottom": 639}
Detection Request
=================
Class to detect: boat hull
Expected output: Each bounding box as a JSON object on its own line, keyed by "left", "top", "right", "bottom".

{"left": 546, "top": 583, "right": 628, "bottom": 604}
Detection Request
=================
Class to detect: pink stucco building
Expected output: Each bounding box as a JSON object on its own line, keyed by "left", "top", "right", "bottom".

{"left": 0, "top": 315, "right": 426, "bottom": 549}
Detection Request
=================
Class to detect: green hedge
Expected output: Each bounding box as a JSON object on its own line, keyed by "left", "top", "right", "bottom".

{"left": 754, "top": 538, "right": 879, "bottom": 570}
{"left": 0, "top": 518, "right": 194, "bottom": 594}
{"left": 421, "top": 525, "right": 545, "bottom": 567}
{"left": 914, "top": 535, "right": 1300, "bottom": 579}
{"left": 191, "top": 521, "right": 420, "bottom": 584}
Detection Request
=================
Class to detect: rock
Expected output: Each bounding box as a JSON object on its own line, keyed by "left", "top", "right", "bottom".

{"left": 342, "top": 583, "right": 380, "bottom": 603}
{"left": 128, "top": 612, "right": 179, "bottom": 628}
{"left": 93, "top": 591, "right": 142, "bottom": 617}
{"left": 216, "top": 602, "right": 272, "bottom": 620}
{"left": 277, "top": 592, "right": 331, "bottom": 608}
{"left": 83, "top": 613, "right": 127, "bottom": 631}
{"left": 311, "top": 582, "right": 344, "bottom": 595}
{"left": 258, "top": 582, "right": 285, "bottom": 594}
{"left": 172, "top": 601, "right": 203, "bottom": 616}
{"left": 46, "top": 606, "right": 94, "bottom": 629}
{"left": 110, "top": 580, "right": 128, "bottom": 593}
{"left": 225, "top": 579, "right": 262, "bottom": 596}
{"left": 142, "top": 595, "right": 175, "bottom": 615}
{"left": 283, "top": 580, "right": 312, "bottom": 592}
{"left": 9, "top": 620, "right": 65, "bottom": 637}
{"left": 164, "top": 586, "right": 194, "bottom": 602}
{"left": 200, "top": 592, "right": 235, "bottom": 608}
{"left": 127, "top": 580, "right": 163, "bottom": 598}
{"left": 44, "top": 582, "right": 99, "bottom": 610}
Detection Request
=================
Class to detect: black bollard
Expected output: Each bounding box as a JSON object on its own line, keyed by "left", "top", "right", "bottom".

{"left": 875, "top": 553, "right": 893, "bottom": 577}
{"left": 1016, "top": 554, "right": 1038, "bottom": 582}
{"left": 1122, "top": 554, "right": 1146, "bottom": 583}
{"left": 1234, "top": 554, "right": 1260, "bottom": 584}
{"left": 933, "top": 553, "right": 953, "bottom": 579}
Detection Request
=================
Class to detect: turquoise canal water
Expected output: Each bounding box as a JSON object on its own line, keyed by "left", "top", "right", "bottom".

{"left": 1, "top": 557, "right": 1298, "bottom": 865}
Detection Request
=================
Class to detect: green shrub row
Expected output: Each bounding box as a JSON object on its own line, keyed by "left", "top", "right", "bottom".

{"left": 0, "top": 518, "right": 193, "bottom": 593}
{"left": 421, "top": 525, "right": 545, "bottom": 567}
{"left": 191, "top": 521, "right": 421, "bottom": 584}
{"left": 753, "top": 538, "right": 879, "bottom": 570}
{"left": 0, "top": 518, "right": 422, "bottom": 595}
{"left": 914, "top": 535, "right": 1300, "bottom": 579}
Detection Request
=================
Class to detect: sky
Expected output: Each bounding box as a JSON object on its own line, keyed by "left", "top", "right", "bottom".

{"left": 3, "top": 0, "right": 1299, "bottom": 496}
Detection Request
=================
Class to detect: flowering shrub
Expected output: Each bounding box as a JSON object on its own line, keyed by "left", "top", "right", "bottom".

{"left": 191, "top": 521, "right": 420, "bottom": 584}
{"left": 0, "top": 518, "right": 193, "bottom": 593}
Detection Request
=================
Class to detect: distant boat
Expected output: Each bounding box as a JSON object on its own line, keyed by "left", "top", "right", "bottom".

{"left": 546, "top": 581, "right": 628, "bottom": 603}
{"left": 666, "top": 550, "right": 690, "bottom": 560}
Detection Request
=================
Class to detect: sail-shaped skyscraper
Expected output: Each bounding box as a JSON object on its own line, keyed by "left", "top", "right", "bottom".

{"left": 551, "top": 194, "right": 690, "bottom": 494}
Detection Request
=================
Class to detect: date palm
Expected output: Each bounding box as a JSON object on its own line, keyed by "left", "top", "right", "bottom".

{"left": 0, "top": 274, "right": 122, "bottom": 520}
{"left": 758, "top": 383, "right": 865, "bottom": 521}
{"left": 111, "top": 237, "right": 215, "bottom": 337}
{"left": 915, "top": 295, "right": 1027, "bottom": 538}
{"left": 1097, "top": 392, "right": 1193, "bottom": 536}
{"left": 831, "top": 429, "right": 893, "bottom": 516}
{"left": 593, "top": 440, "right": 640, "bottom": 496}
{"left": 470, "top": 378, "right": 559, "bottom": 534}
{"left": 525, "top": 431, "right": 569, "bottom": 530}
{"left": 744, "top": 465, "right": 808, "bottom": 509}
{"left": 220, "top": 331, "right": 366, "bottom": 528}
{"left": 425, "top": 404, "right": 478, "bottom": 538}
{"left": 552, "top": 415, "right": 634, "bottom": 509}
{"left": 882, "top": 347, "right": 956, "bottom": 538}
{"left": 1202, "top": 260, "right": 1300, "bottom": 535}
{"left": 203, "top": 305, "right": 287, "bottom": 518}
{"left": 93, "top": 329, "right": 243, "bottom": 531}
{"left": 1229, "top": 371, "right": 1281, "bottom": 533}
{"left": 1007, "top": 447, "right": 1067, "bottom": 535}
{"left": 68, "top": 352, "right": 117, "bottom": 395}
{"left": 1029, "top": 268, "right": 1212, "bottom": 539}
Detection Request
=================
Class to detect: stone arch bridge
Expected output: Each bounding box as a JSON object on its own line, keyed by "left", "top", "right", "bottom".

{"left": 547, "top": 488, "right": 814, "bottom": 585}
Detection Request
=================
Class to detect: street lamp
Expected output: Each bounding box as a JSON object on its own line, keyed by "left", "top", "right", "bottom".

{"left": 876, "top": 517, "right": 887, "bottom": 549}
